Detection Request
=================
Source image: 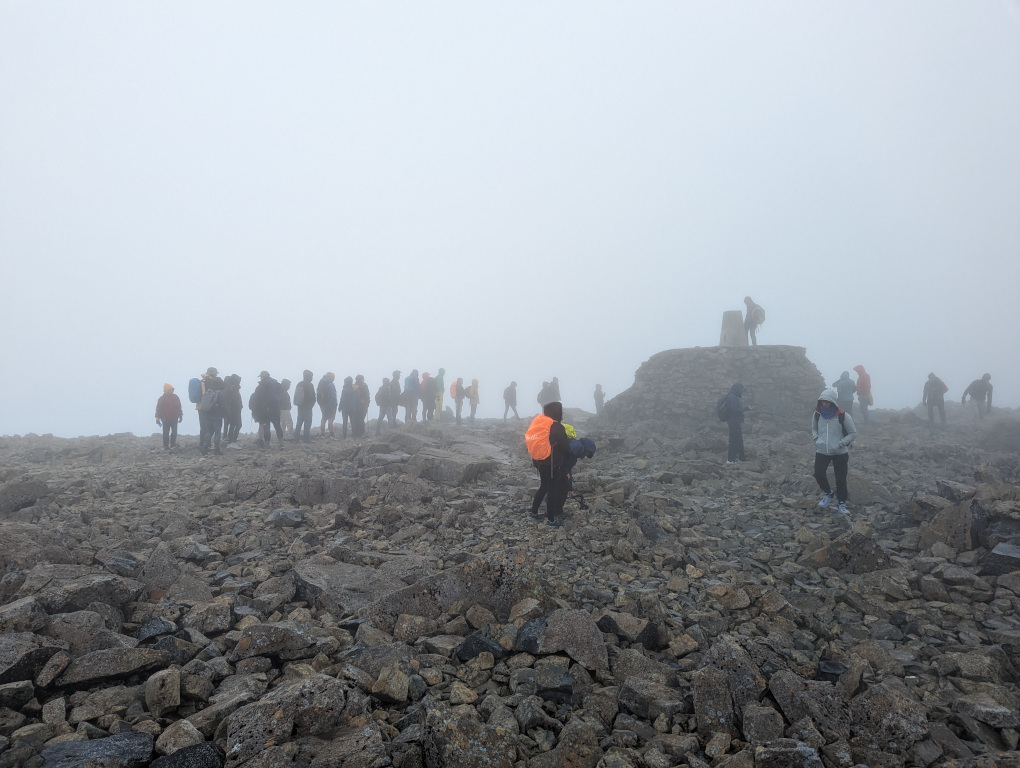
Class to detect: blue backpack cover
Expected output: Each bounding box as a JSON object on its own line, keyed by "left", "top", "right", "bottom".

{"left": 188, "top": 378, "right": 203, "bottom": 404}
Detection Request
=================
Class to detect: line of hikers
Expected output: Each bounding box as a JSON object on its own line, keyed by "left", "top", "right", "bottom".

{"left": 154, "top": 367, "right": 490, "bottom": 453}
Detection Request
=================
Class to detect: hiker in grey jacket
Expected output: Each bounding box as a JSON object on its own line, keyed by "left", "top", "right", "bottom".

{"left": 811, "top": 388, "right": 857, "bottom": 515}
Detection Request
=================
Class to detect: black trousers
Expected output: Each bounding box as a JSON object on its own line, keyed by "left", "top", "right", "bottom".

{"left": 531, "top": 462, "right": 568, "bottom": 520}
{"left": 814, "top": 452, "right": 849, "bottom": 502}
{"left": 161, "top": 420, "right": 178, "bottom": 448}
{"left": 927, "top": 401, "right": 946, "bottom": 424}
{"left": 727, "top": 420, "right": 745, "bottom": 461}
{"left": 259, "top": 415, "right": 283, "bottom": 445}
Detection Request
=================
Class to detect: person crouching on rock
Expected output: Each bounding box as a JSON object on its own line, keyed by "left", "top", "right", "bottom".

{"left": 812, "top": 388, "right": 857, "bottom": 516}
{"left": 526, "top": 401, "right": 572, "bottom": 528}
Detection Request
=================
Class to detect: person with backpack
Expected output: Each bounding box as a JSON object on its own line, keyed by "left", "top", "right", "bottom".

{"left": 526, "top": 401, "right": 573, "bottom": 528}
{"left": 831, "top": 371, "right": 857, "bottom": 416}
{"left": 853, "top": 365, "right": 872, "bottom": 425}
{"left": 250, "top": 371, "right": 285, "bottom": 449}
{"left": 403, "top": 370, "right": 420, "bottom": 424}
{"left": 155, "top": 383, "right": 183, "bottom": 451}
{"left": 293, "top": 370, "right": 316, "bottom": 443}
{"left": 338, "top": 376, "right": 357, "bottom": 438}
{"left": 503, "top": 382, "right": 519, "bottom": 420}
{"left": 719, "top": 382, "right": 751, "bottom": 464}
{"left": 317, "top": 372, "right": 338, "bottom": 438}
{"left": 743, "top": 297, "right": 765, "bottom": 346}
{"left": 279, "top": 379, "right": 294, "bottom": 440}
{"left": 922, "top": 372, "right": 949, "bottom": 425}
{"left": 375, "top": 378, "right": 391, "bottom": 435}
{"left": 198, "top": 368, "right": 224, "bottom": 455}
{"left": 388, "top": 371, "right": 401, "bottom": 427}
{"left": 221, "top": 374, "right": 244, "bottom": 448}
{"left": 454, "top": 377, "right": 467, "bottom": 425}
{"left": 962, "top": 373, "right": 993, "bottom": 420}
{"left": 812, "top": 388, "right": 857, "bottom": 515}
{"left": 353, "top": 374, "right": 370, "bottom": 437}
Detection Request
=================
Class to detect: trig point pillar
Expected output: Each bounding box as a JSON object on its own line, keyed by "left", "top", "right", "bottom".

{"left": 720, "top": 310, "right": 747, "bottom": 347}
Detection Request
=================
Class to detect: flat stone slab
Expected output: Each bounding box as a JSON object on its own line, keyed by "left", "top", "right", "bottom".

{"left": 56, "top": 648, "right": 171, "bottom": 688}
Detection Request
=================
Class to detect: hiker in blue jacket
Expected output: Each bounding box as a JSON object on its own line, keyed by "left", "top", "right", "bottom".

{"left": 724, "top": 382, "right": 751, "bottom": 464}
{"left": 812, "top": 388, "right": 857, "bottom": 515}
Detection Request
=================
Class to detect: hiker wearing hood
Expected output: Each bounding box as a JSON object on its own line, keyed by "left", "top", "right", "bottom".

{"left": 353, "top": 375, "right": 370, "bottom": 436}
{"left": 724, "top": 383, "right": 751, "bottom": 463}
{"left": 454, "top": 378, "right": 467, "bottom": 425}
{"left": 250, "top": 371, "right": 285, "bottom": 449}
{"left": 853, "top": 365, "right": 872, "bottom": 424}
{"left": 812, "top": 388, "right": 857, "bottom": 515}
{"left": 831, "top": 371, "right": 857, "bottom": 416}
{"left": 962, "top": 374, "right": 993, "bottom": 420}
{"left": 388, "top": 372, "right": 401, "bottom": 427}
{"left": 155, "top": 384, "right": 183, "bottom": 451}
{"left": 594, "top": 384, "right": 605, "bottom": 415}
{"left": 375, "top": 379, "right": 391, "bottom": 435}
{"left": 923, "top": 373, "right": 948, "bottom": 425}
{"left": 528, "top": 401, "right": 573, "bottom": 527}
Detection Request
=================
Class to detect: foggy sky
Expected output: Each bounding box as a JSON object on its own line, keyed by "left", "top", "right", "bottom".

{"left": 3, "top": 2, "right": 1019, "bottom": 438}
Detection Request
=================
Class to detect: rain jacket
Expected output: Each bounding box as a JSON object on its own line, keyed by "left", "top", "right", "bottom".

{"left": 812, "top": 388, "right": 857, "bottom": 456}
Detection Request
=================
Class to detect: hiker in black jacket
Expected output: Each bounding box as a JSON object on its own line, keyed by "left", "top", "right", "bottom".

{"left": 528, "top": 401, "right": 573, "bottom": 528}
{"left": 250, "top": 371, "right": 285, "bottom": 449}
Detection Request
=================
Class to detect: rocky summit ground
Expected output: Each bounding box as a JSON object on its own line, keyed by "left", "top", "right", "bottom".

{"left": 1, "top": 407, "right": 1020, "bottom": 768}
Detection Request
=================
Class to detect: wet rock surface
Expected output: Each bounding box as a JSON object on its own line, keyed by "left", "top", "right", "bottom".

{"left": 0, "top": 396, "right": 1019, "bottom": 767}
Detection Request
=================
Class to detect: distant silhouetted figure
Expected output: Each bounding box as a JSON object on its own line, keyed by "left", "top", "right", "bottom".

{"left": 375, "top": 378, "right": 391, "bottom": 435}
{"left": 962, "top": 373, "right": 993, "bottom": 420}
{"left": 339, "top": 376, "right": 357, "bottom": 438}
{"left": 388, "top": 371, "right": 401, "bottom": 427}
{"left": 468, "top": 379, "right": 479, "bottom": 423}
{"left": 279, "top": 379, "right": 293, "bottom": 439}
{"left": 549, "top": 377, "right": 560, "bottom": 402}
{"left": 198, "top": 367, "right": 224, "bottom": 456}
{"left": 853, "top": 365, "right": 871, "bottom": 424}
{"left": 594, "top": 384, "right": 605, "bottom": 415}
{"left": 503, "top": 382, "right": 519, "bottom": 420}
{"left": 251, "top": 371, "right": 285, "bottom": 449}
{"left": 317, "top": 372, "right": 338, "bottom": 438}
{"left": 721, "top": 382, "right": 750, "bottom": 463}
{"left": 221, "top": 375, "right": 243, "bottom": 447}
{"left": 404, "top": 370, "right": 420, "bottom": 423}
{"left": 155, "top": 383, "right": 183, "bottom": 451}
{"left": 434, "top": 368, "right": 446, "bottom": 422}
{"left": 743, "top": 297, "right": 765, "bottom": 346}
{"left": 354, "top": 374, "right": 370, "bottom": 436}
{"left": 831, "top": 371, "right": 857, "bottom": 416}
{"left": 923, "top": 373, "right": 948, "bottom": 425}
{"left": 454, "top": 378, "right": 467, "bottom": 425}
{"left": 420, "top": 372, "right": 437, "bottom": 421}
{"left": 294, "top": 370, "right": 316, "bottom": 443}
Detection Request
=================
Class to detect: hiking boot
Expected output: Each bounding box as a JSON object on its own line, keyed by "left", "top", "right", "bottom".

{"left": 528, "top": 511, "right": 543, "bottom": 522}
{"left": 257, "top": 439, "right": 266, "bottom": 449}
{"left": 817, "top": 492, "right": 834, "bottom": 508}
{"left": 837, "top": 502, "right": 850, "bottom": 515}
{"left": 547, "top": 518, "right": 564, "bottom": 528}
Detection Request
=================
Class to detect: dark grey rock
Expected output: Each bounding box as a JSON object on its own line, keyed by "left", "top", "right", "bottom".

{"left": 40, "top": 732, "right": 153, "bottom": 768}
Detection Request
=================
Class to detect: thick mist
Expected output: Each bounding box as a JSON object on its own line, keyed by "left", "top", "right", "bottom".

{"left": 2, "top": 3, "right": 1018, "bottom": 438}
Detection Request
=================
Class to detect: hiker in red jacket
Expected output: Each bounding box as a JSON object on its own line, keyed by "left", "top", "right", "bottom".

{"left": 155, "top": 384, "right": 183, "bottom": 451}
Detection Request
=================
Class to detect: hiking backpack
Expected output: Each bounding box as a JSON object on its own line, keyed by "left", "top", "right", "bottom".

{"left": 525, "top": 414, "right": 554, "bottom": 460}
{"left": 200, "top": 389, "right": 222, "bottom": 414}
{"left": 716, "top": 395, "right": 731, "bottom": 422}
{"left": 188, "top": 378, "right": 203, "bottom": 404}
{"left": 294, "top": 383, "right": 306, "bottom": 407}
